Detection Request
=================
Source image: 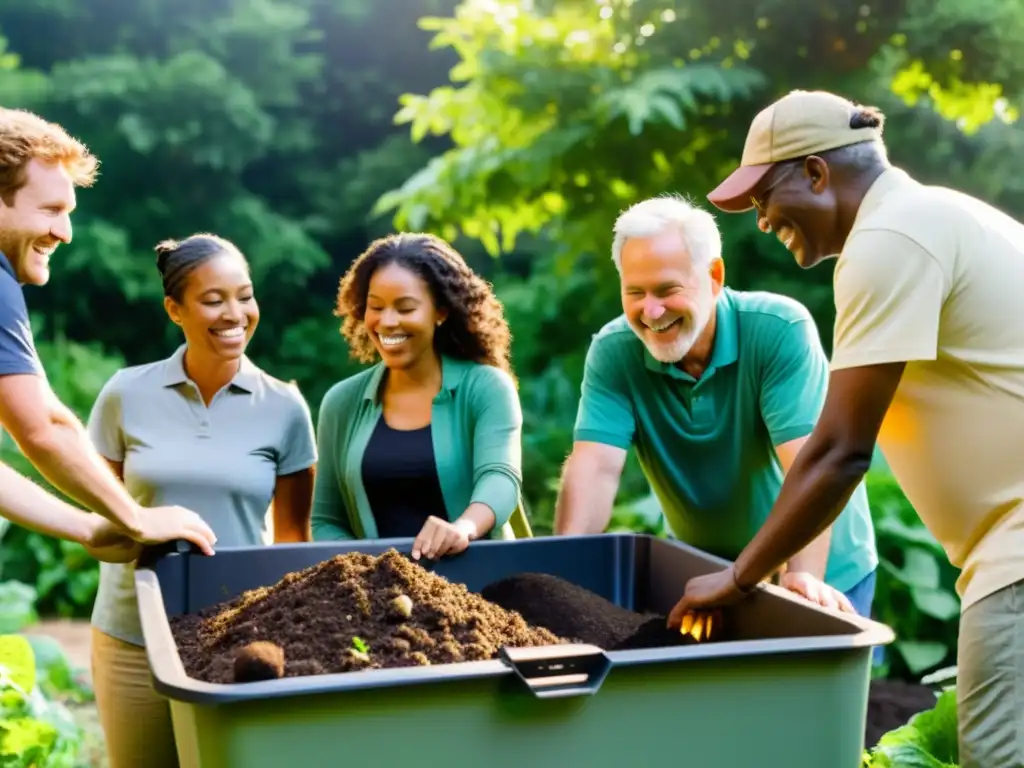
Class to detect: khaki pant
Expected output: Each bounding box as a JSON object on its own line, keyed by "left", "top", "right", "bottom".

{"left": 91, "top": 627, "right": 179, "bottom": 768}
{"left": 958, "top": 578, "right": 1024, "bottom": 767}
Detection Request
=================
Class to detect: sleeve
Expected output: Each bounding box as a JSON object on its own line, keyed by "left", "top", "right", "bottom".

{"left": 572, "top": 335, "right": 636, "bottom": 449}
{"left": 276, "top": 385, "right": 318, "bottom": 476}
{"left": 85, "top": 371, "right": 126, "bottom": 462}
{"left": 830, "top": 228, "right": 948, "bottom": 371}
{"left": 467, "top": 367, "right": 523, "bottom": 530}
{"left": 757, "top": 313, "right": 830, "bottom": 446}
{"left": 0, "top": 279, "right": 43, "bottom": 377}
{"left": 309, "top": 386, "right": 355, "bottom": 541}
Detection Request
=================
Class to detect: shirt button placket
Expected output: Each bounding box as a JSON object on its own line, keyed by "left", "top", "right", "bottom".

{"left": 188, "top": 382, "right": 212, "bottom": 439}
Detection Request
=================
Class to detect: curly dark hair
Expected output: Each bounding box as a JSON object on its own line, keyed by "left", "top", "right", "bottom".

{"left": 335, "top": 232, "right": 513, "bottom": 377}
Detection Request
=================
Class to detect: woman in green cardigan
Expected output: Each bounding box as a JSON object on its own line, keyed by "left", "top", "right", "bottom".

{"left": 311, "top": 232, "right": 532, "bottom": 559}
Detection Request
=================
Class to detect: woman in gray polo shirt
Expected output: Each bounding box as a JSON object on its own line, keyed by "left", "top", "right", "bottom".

{"left": 85, "top": 233, "right": 317, "bottom": 768}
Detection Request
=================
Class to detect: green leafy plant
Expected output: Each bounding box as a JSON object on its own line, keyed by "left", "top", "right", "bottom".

{"left": 863, "top": 688, "right": 958, "bottom": 767}
{"left": 351, "top": 637, "right": 369, "bottom": 654}
{"left": 0, "top": 634, "right": 84, "bottom": 767}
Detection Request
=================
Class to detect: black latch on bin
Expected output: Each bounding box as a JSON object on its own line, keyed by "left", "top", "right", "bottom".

{"left": 136, "top": 538, "right": 199, "bottom": 570}
{"left": 498, "top": 643, "right": 612, "bottom": 699}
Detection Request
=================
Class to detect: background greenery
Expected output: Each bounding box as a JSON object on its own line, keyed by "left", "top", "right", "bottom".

{"left": 3, "top": 0, "right": 1020, "bottom": 687}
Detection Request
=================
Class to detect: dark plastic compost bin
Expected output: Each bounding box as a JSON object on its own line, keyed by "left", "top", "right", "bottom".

{"left": 135, "top": 535, "right": 894, "bottom": 768}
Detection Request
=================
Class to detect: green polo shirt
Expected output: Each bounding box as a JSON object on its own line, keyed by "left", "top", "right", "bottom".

{"left": 311, "top": 355, "right": 532, "bottom": 542}
{"left": 574, "top": 287, "right": 877, "bottom": 593}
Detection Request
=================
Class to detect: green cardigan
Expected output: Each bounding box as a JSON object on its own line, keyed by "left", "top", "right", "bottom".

{"left": 310, "top": 355, "right": 533, "bottom": 542}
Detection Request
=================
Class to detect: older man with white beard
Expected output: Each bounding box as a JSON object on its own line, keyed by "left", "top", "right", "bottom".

{"left": 554, "top": 195, "right": 879, "bottom": 617}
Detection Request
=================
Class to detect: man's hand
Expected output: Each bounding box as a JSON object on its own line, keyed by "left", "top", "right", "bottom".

{"left": 133, "top": 506, "right": 217, "bottom": 555}
{"left": 82, "top": 516, "right": 144, "bottom": 563}
{"left": 411, "top": 516, "right": 473, "bottom": 561}
{"left": 779, "top": 571, "right": 855, "bottom": 613}
{"left": 667, "top": 565, "right": 751, "bottom": 629}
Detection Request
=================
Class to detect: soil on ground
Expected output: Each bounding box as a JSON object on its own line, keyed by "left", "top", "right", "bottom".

{"left": 170, "top": 549, "right": 565, "bottom": 683}
{"left": 864, "top": 678, "right": 942, "bottom": 748}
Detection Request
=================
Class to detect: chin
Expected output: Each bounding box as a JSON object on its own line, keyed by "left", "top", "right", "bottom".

{"left": 21, "top": 268, "right": 50, "bottom": 287}
{"left": 640, "top": 332, "right": 697, "bottom": 364}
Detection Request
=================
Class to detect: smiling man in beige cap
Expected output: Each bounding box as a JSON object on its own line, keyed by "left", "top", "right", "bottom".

{"left": 668, "top": 89, "right": 1024, "bottom": 766}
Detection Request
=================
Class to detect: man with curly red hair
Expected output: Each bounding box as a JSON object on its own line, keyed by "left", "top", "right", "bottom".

{"left": 0, "top": 106, "right": 215, "bottom": 559}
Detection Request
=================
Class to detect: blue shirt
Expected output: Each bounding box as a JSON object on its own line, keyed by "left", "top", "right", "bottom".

{"left": 0, "top": 252, "right": 43, "bottom": 377}
{"left": 573, "top": 287, "right": 878, "bottom": 593}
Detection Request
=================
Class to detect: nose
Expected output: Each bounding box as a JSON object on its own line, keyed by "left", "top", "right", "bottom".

{"left": 51, "top": 215, "right": 72, "bottom": 244}
{"left": 222, "top": 298, "right": 245, "bottom": 323}
{"left": 379, "top": 308, "right": 400, "bottom": 328}
{"left": 642, "top": 298, "right": 666, "bottom": 321}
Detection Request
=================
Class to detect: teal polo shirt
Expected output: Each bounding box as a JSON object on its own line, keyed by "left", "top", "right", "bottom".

{"left": 574, "top": 287, "right": 877, "bottom": 593}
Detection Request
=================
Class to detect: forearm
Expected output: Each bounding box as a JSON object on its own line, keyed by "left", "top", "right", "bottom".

{"left": 784, "top": 526, "right": 832, "bottom": 580}
{"left": 455, "top": 502, "right": 496, "bottom": 539}
{"left": 0, "top": 463, "right": 97, "bottom": 544}
{"left": 554, "top": 465, "right": 618, "bottom": 535}
{"left": 735, "top": 441, "right": 869, "bottom": 590}
{"left": 18, "top": 420, "right": 141, "bottom": 534}
{"left": 273, "top": 513, "right": 311, "bottom": 543}
{"left": 310, "top": 500, "right": 354, "bottom": 541}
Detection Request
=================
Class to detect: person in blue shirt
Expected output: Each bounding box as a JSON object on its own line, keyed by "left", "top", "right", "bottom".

{"left": 0, "top": 106, "right": 215, "bottom": 557}
{"left": 555, "top": 195, "right": 878, "bottom": 618}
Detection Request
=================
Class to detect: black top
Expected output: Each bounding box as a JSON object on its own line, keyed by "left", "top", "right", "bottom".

{"left": 361, "top": 417, "right": 449, "bottom": 539}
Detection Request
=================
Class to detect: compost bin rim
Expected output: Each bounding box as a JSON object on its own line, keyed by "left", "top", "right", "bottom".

{"left": 135, "top": 568, "right": 894, "bottom": 706}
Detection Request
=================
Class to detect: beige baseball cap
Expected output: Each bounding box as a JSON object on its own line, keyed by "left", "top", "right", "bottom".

{"left": 707, "top": 90, "right": 884, "bottom": 213}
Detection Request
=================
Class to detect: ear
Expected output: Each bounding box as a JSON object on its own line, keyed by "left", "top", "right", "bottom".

{"left": 803, "top": 156, "right": 830, "bottom": 195}
{"left": 164, "top": 295, "right": 183, "bottom": 326}
{"left": 435, "top": 306, "right": 449, "bottom": 326}
{"left": 708, "top": 257, "right": 725, "bottom": 297}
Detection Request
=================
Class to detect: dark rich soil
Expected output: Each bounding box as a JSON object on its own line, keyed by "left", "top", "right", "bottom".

{"left": 169, "top": 549, "right": 565, "bottom": 684}
{"left": 479, "top": 572, "right": 702, "bottom": 650}
{"left": 865, "top": 678, "right": 941, "bottom": 748}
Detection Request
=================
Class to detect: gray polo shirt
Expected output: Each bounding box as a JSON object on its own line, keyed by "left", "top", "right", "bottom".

{"left": 86, "top": 344, "right": 317, "bottom": 646}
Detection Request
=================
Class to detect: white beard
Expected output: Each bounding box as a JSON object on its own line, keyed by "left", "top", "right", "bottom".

{"left": 630, "top": 276, "right": 715, "bottom": 364}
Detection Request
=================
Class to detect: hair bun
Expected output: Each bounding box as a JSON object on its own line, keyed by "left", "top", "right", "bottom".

{"left": 154, "top": 239, "right": 179, "bottom": 275}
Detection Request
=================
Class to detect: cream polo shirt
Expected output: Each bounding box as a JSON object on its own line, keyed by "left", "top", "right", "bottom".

{"left": 831, "top": 167, "right": 1024, "bottom": 611}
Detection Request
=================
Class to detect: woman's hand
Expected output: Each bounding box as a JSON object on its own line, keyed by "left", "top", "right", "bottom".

{"left": 411, "top": 516, "right": 477, "bottom": 561}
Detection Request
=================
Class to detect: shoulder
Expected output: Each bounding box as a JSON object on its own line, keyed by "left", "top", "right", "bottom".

{"left": 97, "top": 358, "right": 167, "bottom": 399}
{"left": 728, "top": 290, "right": 824, "bottom": 369}
{"left": 253, "top": 371, "right": 314, "bottom": 419}
{"left": 587, "top": 315, "right": 643, "bottom": 361}
{"left": 846, "top": 175, "right": 964, "bottom": 266}
{"left": 459, "top": 361, "right": 518, "bottom": 403}
{"left": 319, "top": 365, "right": 378, "bottom": 413}
{"left": 730, "top": 289, "right": 816, "bottom": 348}
{"left": 0, "top": 270, "right": 29, "bottom": 325}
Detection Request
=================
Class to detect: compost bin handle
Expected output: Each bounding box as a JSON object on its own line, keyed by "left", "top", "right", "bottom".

{"left": 498, "top": 643, "right": 611, "bottom": 699}
{"left": 136, "top": 538, "right": 199, "bottom": 570}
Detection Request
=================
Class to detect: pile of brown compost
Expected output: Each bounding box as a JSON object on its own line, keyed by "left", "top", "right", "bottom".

{"left": 169, "top": 549, "right": 565, "bottom": 684}
{"left": 479, "top": 572, "right": 700, "bottom": 650}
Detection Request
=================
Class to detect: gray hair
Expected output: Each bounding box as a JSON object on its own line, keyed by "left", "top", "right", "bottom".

{"left": 820, "top": 138, "right": 890, "bottom": 172}
{"left": 611, "top": 195, "right": 722, "bottom": 273}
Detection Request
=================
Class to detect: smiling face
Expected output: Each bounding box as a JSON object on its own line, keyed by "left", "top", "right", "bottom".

{"left": 0, "top": 158, "right": 76, "bottom": 285}
{"left": 751, "top": 157, "right": 839, "bottom": 269}
{"left": 619, "top": 227, "right": 722, "bottom": 364}
{"left": 164, "top": 252, "right": 259, "bottom": 361}
{"left": 363, "top": 261, "right": 447, "bottom": 370}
